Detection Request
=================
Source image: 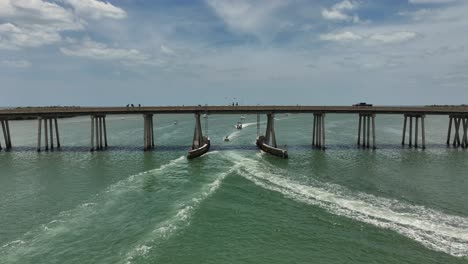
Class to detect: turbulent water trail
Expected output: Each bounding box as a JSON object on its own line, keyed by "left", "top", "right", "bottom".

{"left": 0, "top": 156, "right": 189, "bottom": 262}
{"left": 124, "top": 163, "right": 237, "bottom": 264}
{"left": 228, "top": 152, "right": 468, "bottom": 257}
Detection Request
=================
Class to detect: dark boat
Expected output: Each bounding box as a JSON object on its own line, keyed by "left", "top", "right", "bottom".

{"left": 256, "top": 135, "right": 288, "bottom": 158}
{"left": 224, "top": 136, "right": 230, "bottom": 141}
{"left": 187, "top": 136, "right": 210, "bottom": 159}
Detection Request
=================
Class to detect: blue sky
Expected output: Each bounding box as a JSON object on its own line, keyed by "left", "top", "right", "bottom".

{"left": 0, "top": 0, "right": 467, "bottom": 106}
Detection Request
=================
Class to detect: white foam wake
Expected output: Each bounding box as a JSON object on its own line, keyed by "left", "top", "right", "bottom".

{"left": 124, "top": 165, "right": 237, "bottom": 263}
{"left": 229, "top": 153, "right": 468, "bottom": 257}
{"left": 1, "top": 156, "right": 188, "bottom": 251}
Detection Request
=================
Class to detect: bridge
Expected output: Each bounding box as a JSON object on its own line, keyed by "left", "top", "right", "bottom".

{"left": 1, "top": 105, "right": 467, "bottom": 158}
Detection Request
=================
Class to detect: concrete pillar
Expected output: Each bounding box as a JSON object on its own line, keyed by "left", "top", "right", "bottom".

{"left": 265, "top": 114, "right": 272, "bottom": 145}
{"left": 415, "top": 116, "right": 419, "bottom": 148}
{"left": 54, "top": 118, "right": 60, "bottom": 148}
{"left": 321, "top": 114, "right": 326, "bottom": 150}
{"left": 37, "top": 117, "right": 42, "bottom": 152}
{"left": 409, "top": 117, "right": 413, "bottom": 147}
{"left": 143, "top": 117, "right": 147, "bottom": 150}
{"left": 257, "top": 113, "right": 260, "bottom": 137}
{"left": 90, "top": 116, "right": 95, "bottom": 151}
{"left": 1, "top": 120, "right": 8, "bottom": 150}
{"left": 461, "top": 117, "right": 467, "bottom": 149}
{"left": 362, "top": 115, "right": 366, "bottom": 148}
{"left": 95, "top": 116, "right": 99, "bottom": 150}
{"left": 447, "top": 116, "right": 453, "bottom": 145}
{"left": 366, "top": 116, "right": 370, "bottom": 148}
{"left": 5, "top": 120, "right": 11, "bottom": 149}
{"left": 317, "top": 114, "right": 321, "bottom": 148}
{"left": 372, "top": 115, "right": 376, "bottom": 149}
{"left": 151, "top": 116, "right": 155, "bottom": 148}
{"left": 402, "top": 115, "right": 407, "bottom": 145}
{"left": 421, "top": 116, "right": 426, "bottom": 150}
{"left": 98, "top": 116, "right": 104, "bottom": 150}
{"left": 312, "top": 115, "right": 316, "bottom": 146}
{"left": 357, "top": 115, "right": 362, "bottom": 146}
{"left": 44, "top": 118, "right": 49, "bottom": 151}
{"left": 103, "top": 116, "right": 108, "bottom": 148}
{"left": 49, "top": 118, "right": 54, "bottom": 150}
{"left": 453, "top": 118, "right": 460, "bottom": 147}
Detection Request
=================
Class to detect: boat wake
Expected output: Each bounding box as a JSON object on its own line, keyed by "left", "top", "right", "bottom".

{"left": 227, "top": 152, "right": 468, "bottom": 258}
{"left": 124, "top": 165, "right": 237, "bottom": 263}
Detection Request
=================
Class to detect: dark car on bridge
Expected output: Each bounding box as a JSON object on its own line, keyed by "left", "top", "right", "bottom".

{"left": 353, "top": 102, "right": 373, "bottom": 107}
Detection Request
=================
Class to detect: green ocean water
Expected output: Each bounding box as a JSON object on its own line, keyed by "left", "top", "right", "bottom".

{"left": 0, "top": 113, "right": 467, "bottom": 264}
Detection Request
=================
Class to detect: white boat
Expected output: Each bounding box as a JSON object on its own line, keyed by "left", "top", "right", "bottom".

{"left": 240, "top": 115, "right": 246, "bottom": 119}
{"left": 173, "top": 121, "right": 178, "bottom": 125}
{"left": 236, "top": 122, "right": 242, "bottom": 129}
{"left": 203, "top": 114, "right": 207, "bottom": 118}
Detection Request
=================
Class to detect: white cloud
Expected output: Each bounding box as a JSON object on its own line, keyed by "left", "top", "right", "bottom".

{"left": 398, "top": 9, "right": 434, "bottom": 21}
{"left": 160, "top": 45, "right": 175, "bottom": 55}
{"left": 0, "top": 0, "right": 83, "bottom": 31}
{"left": 0, "top": 59, "right": 32, "bottom": 68}
{"left": 320, "top": 31, "right": 362, "bottom": 41}
{"left": 0, "top": 0, "right": 127, "bottom": 50}
{"left": 65, "top": 0, "right": 127, "bottom": 20}
{"left": 0, "top": 23, "right": 61, "bottom": 49}
{"left": 369, "top": 31, "right": 418, "bottom": 43}
{"left": 60, "top": 38, "right": 157, "bottom": 65}
{"left": 205, "top": 0, "right": 288, "bottom": 35}
{"left": 322, "top": 0, "right": 359, "bottom": 22}
{"left": 319, "top": 31, "right": 418, "bottom": 44}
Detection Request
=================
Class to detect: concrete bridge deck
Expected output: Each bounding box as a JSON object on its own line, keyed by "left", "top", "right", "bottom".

{"left": 1, "top": 105, "right": 467, "bottom": 155}
{"left": 1, "top": 105, "right": 468, "bottom": 118}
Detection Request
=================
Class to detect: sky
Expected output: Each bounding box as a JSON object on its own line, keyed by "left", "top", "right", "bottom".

{"left": 0, "top": 0, "right": 467, "bottom": 106}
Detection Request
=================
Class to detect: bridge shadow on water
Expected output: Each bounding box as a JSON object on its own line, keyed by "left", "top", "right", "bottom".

{"left": 1, "top": 143, "right": 457, "bottom": 153}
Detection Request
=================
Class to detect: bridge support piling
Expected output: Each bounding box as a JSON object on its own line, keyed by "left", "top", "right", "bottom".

{"left": 44, "top": 119, "right": 49, "bottom": 151}
{"left": 372, "top": 115, "right": 376, "bottom": 149}
{"left": 415, "top": 116, "right": 419, "bottom": 148}
{"left": 421, "top": 116, "right": 426, "bottom": 149}
{"left": 257, "top": 113, "right": 260, "bottom": 137}
{"left": 362, "top": 115, "right": 366, "bottom": 148}
{"left": 94, "top": 117, "right": 98, "bottom": 150}
{"left": 358, "top": 114, "right": 376, "bottom": 149}
{"left": 366, "top": 115, "right": 371, "bottom": 148}
{"left": 99, "top": 116, "right": 104, "bottom": 149}
{"left": 103, "top": 116, "right": 108, "bottom": 148}
{"left": 447, "top": 117, "right": 453, "bottom": 145}
{"left": 37, "top": 117, "right": 60, "bottom": 152}
{"left": 312, "top": 113, "right": 325, "bottom": 150}
{"left": 452, "top": 117, "right": 461, "bottom": 147}
{"left": 463, "top": 117, "right": 468, "bottom": 148}
{"left": 402, "top": 114, "right": 425, "bottom": 149}
{"left": 409, "top": 116, "right": 413, "bottom": 147}
{"left": 143, "top": 114, "right": 154, "bottom": 151}
{"left": 402, "top": 116, "right": 407, "bottom": 145}
{"left": 54, "top": 118, "right": 60, "bottom": 148}
{"left": 1, "top": 120, "right": 12, "bottom": 150}
{"left": 91, "top": 116, "right": 95, "bottom": 151}
{"left": 5, "top": 120, "right": 11, "bottom": 149}
{"left": 90, "top": 115, "right": 107, "bottom": 151}
{"left": 49, "top": 118, "right": 54, "bottom": 150}
{"left": 357, "top": 115, "right": 362, "bottom": 146}
{"left": 151, "top": 117, "right": 155, "bottom": 148}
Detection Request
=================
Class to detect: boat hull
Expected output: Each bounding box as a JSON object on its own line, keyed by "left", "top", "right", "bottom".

{"left": 187, "top": 137, "right": 210, "bottom": 159}
{"left": 256, "top": 136, "right": 288, "bottom": 158}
